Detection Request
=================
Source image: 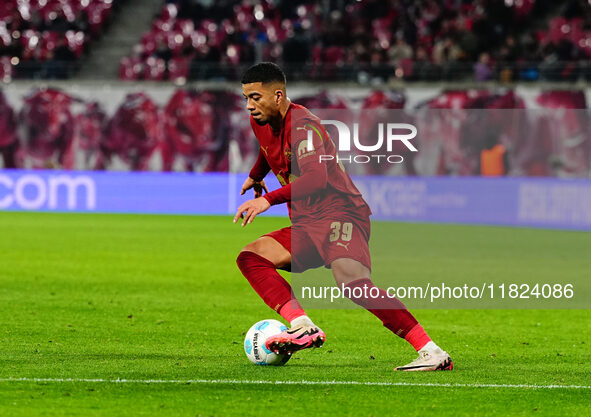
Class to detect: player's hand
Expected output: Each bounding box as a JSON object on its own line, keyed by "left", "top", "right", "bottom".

{"left": 240, "top": 177, "right": 269, "bottom": 198}
{"left": 233, "top": 197, "right": 271, "bottom": 227}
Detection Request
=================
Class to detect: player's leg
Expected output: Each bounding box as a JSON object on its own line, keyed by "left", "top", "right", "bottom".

{"left": 236, "top": 229, "right": 325, "bottom": 354}
{"left": 320, "top": 209, "right": 453, "bottom": 371}
{"left": 331, "top": 258, "right": 421, "bottom": 341}
{"left": 236, "top": 231, "right": 298, "bottom": 318}
{"left": 331, "top": 258, "right": 452, "bottom": 371}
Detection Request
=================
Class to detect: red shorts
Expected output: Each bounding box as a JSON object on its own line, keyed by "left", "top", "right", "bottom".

{"left": 264, "top": 207, "right": 371, "bottom": 273}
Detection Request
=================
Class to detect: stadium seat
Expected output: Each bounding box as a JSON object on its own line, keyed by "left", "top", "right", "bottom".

{"left": 0, "top": 56, "right": 14, "bottom": 82}
{"left": 65, "top": 30, "right": 86, "bottom": 59}
{"left": 0, "top": 0, "right": 117, "bottom": 78}
{"left": 117, "top": 0, "right": 578, "bottom": 82}
{"left": 143, "top": 56, "right": 166, "bottom": 81}
{"left": 168, "top": 56, "right": 190, "bottom": 82}
{"left": 119, "top": 56, "right": 143, "bottom": 81}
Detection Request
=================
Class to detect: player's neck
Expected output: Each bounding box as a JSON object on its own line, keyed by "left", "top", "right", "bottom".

{"left": 269, "top": 98, "right": 291, "bottom": 132}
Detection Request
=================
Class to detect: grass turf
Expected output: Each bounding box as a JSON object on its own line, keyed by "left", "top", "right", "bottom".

{"left": 0, "top": 212, "right": 589, "bottom": 416}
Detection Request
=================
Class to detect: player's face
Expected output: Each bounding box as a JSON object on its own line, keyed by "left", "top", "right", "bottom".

{"left": 242, "top": 82, "right": 283, "bottom": 126}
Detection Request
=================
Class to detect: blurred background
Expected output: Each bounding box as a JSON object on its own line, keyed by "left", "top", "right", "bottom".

{"left": 3, "top": 0, "right": 591, "bottom": 83}
{"left": 0, "top": 0, "right": 590, "bottom": 228}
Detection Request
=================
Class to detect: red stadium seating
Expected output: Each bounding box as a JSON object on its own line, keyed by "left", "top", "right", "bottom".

{"left": 0, "top": 56, "right": 14, "bottom": 82}
{"left": 119, "top": 56, "right": 143, "bottom": 81}
{"left": 120, "top": 0, "right": 551, "bottom": 82}
{"left": 0, "top": 0, "right": 117, "bottom": 78}
{"left": 65, "top": 30, "right": 86, "bottom": 58}
{"left": 143, "top": 56, "right": 166, "bottom": 81}
{"left": 0, "top": 0, "right": 584, "bottom": 81}
{"left": 168, "top": 56, "right": 190, "bottom": 82}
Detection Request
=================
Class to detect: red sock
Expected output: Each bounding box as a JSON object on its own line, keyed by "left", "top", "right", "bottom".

{"left": 279, "top": 299, "right": 306, "bottom": 322}
{"left": 236, "top": 251, "right": 305, "bottom": 321}
{"left": 345, "top": 278, "right": 429, "bottom": 345}
{"left": 404, "top": 324, "right": 432, "bottom": 351}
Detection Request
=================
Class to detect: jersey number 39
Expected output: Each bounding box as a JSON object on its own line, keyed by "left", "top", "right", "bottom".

{"left": 329, "top": 221, "right": 353, "bottom": 242}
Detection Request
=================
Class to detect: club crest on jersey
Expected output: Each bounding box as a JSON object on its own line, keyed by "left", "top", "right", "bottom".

{"left": 284, "top": 148, "right": 292, "bottom": 161}
{"left": 276, "top": 172, "right": 298, "bottom": 186}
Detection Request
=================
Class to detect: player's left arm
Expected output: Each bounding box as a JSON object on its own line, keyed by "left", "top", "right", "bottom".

{"left": 234, "top": 148, "right": 273, "bottom": 226}
{"left": 233, "top": 120, "right": 328, "bottom": 226}
{"left": 233, "top": 163, "right": 327, "bottom": 227}
{"left": 233, "top": 195, "right": 270, "bottom": 227}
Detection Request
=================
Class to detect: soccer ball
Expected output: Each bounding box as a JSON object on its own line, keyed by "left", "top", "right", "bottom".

{"left": 244, "top": 319, "right": 291, "bottom": 366}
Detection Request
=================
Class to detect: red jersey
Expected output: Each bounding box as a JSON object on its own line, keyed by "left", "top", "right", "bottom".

{"left": 249, "top": 102, "right": 370, "bottom": 221}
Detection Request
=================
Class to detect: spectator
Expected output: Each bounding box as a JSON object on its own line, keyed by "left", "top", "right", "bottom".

{"left": 119, "top": 0, "right": 591, "bottom": 83}
{"left": 432, "top": 36, "right": 461, "bottom": 66}
{"left": 45, "top": 38, "right": 77, "bottom": 79}
{"left": 479, "top": 132, "right": 509, "bottom": 177}
{"left": 474, "top": 52, "right": 492, "bottom": 81}
{"left": 387, "top": 37, "right": 413, "bottom": 67}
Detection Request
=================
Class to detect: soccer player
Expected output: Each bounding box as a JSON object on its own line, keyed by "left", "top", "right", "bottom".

{"left": 234, "top": 62, "right": 453, "bottom": 371}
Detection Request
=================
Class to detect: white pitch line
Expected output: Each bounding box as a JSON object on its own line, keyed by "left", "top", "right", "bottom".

{"left": 0, "top": 378, "right": 589, "bottom": 390}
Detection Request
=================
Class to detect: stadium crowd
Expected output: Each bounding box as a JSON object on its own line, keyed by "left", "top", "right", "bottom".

{"left": 0, "top": 0, "right": 117, "bottom": 80}
{"left": 1, "top": 0, "right": 591, "bottom": 82}
{"left": 121, "top": 0, "right": 591, "bottom": 82}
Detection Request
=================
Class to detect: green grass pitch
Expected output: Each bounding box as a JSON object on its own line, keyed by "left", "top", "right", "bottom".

{"left": 0, "top": 212, "right": 589, "bottom": 416}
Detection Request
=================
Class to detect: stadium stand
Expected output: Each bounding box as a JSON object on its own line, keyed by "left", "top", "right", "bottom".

{"left": 1, "top": 0, "right": 590, "bottom": 82}
{"left": 117, "top": 0, "right": 591, "bottom": 83}
{"left": 0, "top": 0, "right": 118, "bottom": 79}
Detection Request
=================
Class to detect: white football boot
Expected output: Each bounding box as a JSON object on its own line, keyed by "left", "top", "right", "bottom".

{"left": 394, "top": 347, "right": 453, "bottom": 371}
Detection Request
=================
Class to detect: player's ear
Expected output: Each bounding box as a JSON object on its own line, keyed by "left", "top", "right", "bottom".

{"left": 274, "top": 89, "right": 285, "bottom": 105}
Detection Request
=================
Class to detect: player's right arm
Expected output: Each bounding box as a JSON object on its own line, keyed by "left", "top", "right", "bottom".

{"left": 240, "top": 148, "right": 270, "bottom": 198}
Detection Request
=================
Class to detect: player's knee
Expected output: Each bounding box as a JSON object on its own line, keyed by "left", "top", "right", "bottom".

{"left": 236, "top": 250, "right": 250, "bottom": 270}
{"left": 240, "top": 241, "right": 260, "bottom": 256}
{"left": 238, "top": 238, "right": 290, "bottom": 269}
{"left": 238, "top": 240, "right": 269, "bottom": 264}
{"left": 236, "top": 243, "right": 275, "bottom": 270}
{"left": 236, "top": 242, "right": 264, "bottom": 269}
{"left": 333, "top": 271, "right": 358, "bottom": 287}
